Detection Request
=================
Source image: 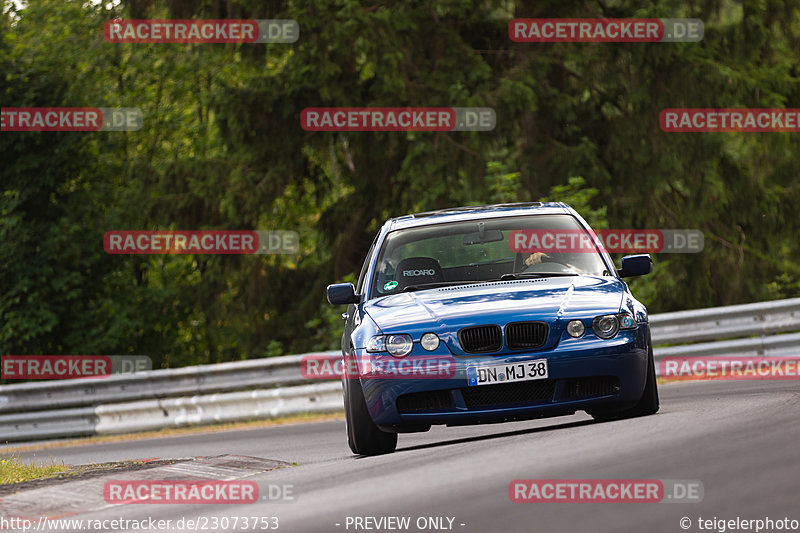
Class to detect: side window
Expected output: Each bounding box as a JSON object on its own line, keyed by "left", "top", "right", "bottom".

{"left": 355, "top": 240, "right": 377, "bottom": 295}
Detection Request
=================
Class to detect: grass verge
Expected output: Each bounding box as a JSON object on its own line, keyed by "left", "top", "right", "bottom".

{"left": 0, "top": 458, "right": 184, "bottom": 495}
{"left": 0, "top": 454, "right": 68, "bottom": 484}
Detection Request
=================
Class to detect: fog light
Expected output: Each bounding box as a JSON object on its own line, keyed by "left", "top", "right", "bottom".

{"left": 420, "top": 333, "right": 440, "bottom": 351}
{"left": 386, "top": 334, "right": 413, "bottom": 358}
{"left": 593, "top": 315, "right": 620, "bottom": 339}
{"left": 566, "top": 320, "right": 585, "bottom": 338}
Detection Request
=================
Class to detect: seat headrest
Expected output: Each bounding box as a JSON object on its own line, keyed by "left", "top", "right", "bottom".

{"left": 394, "top": 257, "right": 444, "bottom": 290}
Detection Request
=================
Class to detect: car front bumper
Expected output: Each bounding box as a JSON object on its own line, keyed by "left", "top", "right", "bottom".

{"left": 354, "top": 326, "right": 650, "bottom": 431}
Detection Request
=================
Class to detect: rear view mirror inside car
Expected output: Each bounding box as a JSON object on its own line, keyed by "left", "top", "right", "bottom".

{"left": 463, "top": 229, "right": 504, "bottom": 245}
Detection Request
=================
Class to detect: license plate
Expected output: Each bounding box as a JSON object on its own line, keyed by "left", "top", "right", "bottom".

{"left": 467, "top": 359, "right": 548, "bottom": 386}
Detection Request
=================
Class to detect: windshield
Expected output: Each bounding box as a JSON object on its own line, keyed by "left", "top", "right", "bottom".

{"left": 369, "top": 214, "right": 610, "bottom": 298}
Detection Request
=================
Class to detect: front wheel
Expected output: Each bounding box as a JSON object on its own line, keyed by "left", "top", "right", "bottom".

{"left": 588, "top": 343, "right": 659, "bottom": 421}
{"left": 343, "top": 355, "right": 397, "bottom": 455}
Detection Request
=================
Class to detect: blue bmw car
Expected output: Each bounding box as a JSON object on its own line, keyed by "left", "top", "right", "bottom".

{"left": 327, "top": 202, "right": 658, "bottom": 455}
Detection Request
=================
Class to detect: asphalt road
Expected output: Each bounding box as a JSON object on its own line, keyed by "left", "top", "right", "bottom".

{"left": 8, "top": 379, "right": 800, "bottom": 533}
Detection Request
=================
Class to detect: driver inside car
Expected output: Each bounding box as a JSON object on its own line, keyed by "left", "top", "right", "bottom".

{"left": 524, "top": 251, "right": 550, "bottom": 267}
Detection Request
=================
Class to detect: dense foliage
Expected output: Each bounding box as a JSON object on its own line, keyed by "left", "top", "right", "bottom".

{"left": 2, "top": 0, "right": 799, "bottom": 369}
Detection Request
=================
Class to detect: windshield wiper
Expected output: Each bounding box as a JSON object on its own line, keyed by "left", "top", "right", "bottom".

{"left": 499, "top": 272, "right": 578, "bottom": 280}
{"left": 402, "top": 274, "right": 578, "bottom": 292}
{"left": 402, "top": 280, "right": 483, "bottom": 292}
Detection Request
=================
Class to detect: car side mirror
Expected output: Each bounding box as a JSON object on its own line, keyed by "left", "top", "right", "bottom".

{"left": 327, "top": 283, "right": 360, "bottom": 305}
{"left": 618, "top": 254, "right": 652, "bottom": 277}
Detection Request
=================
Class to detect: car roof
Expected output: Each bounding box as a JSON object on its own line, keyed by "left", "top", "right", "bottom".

{"left": 385, "top": 202, "right": 573, "bottom": 232}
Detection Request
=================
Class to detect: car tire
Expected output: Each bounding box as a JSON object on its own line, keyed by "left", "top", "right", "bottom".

{"left": 588, "top": 341, "right": 659, "bottom": 421}
{"left": 343, "top": 353, "right": 398, "bottom": 455}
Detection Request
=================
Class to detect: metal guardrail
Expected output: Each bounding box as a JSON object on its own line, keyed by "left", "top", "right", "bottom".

{"left": 0, "top": 383, "right": 343, "bottom": 442}
{"left": 0, "top": 407, "right": 97, "bottom": 441}
{"left": 0, "top": 352, "right": 337, "bottom": 414}
{"left": 654, "top": 331, "right": 800, "bottom": 360}
{"left": 649, "top": 297, "right": 800, "bottom": 345}
{"left": 1, "top": 298, "right": 800, "bottom": 443}
{"left": 93, "top": 382, "right": 343, "bottom": 435}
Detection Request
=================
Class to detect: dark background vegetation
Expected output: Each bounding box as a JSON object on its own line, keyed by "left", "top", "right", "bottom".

{"left": 2, "top": 0, "right": 799, "bottom": 370}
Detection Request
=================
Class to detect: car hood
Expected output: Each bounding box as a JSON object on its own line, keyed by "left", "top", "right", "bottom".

{"left": 364, "top": 276, "right": 626, "bottom": 334}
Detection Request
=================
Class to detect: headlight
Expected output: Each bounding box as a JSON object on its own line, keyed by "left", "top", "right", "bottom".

{"left": 592, "top": 312, "right": 637, "bottom": 339}
{"left": 366, "top": 336, "right": 386, "bottom": 352}
{"left": 593, "top": 315, "right": 619, "bottom": 339}
{"left": 366, "top": 334, "right": 414, "bottom": 357}
{"left": 386, "top": 334, "right": 413, "bottom": 357}
{"left": 566, "top": 320, "right": 585, "bottom": 338}
{"left": 420, "top": 332, "right": 440, "bottom": 351}
{"left": 617, "top": 312, "right": 636, "bottom": 329}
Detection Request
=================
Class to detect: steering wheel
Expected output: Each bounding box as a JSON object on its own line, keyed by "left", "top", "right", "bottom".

{"left": 523, "top": 261, "right": 577, "bottom": 274}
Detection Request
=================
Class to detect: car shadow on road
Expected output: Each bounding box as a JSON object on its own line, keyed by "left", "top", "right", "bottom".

{"left": 392, "top": 417, "right": 598, "bottom": 454}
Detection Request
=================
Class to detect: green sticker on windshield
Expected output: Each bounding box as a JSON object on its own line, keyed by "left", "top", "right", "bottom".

{"left": 384, "top": 281, "right": 398, "bottom": 291}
